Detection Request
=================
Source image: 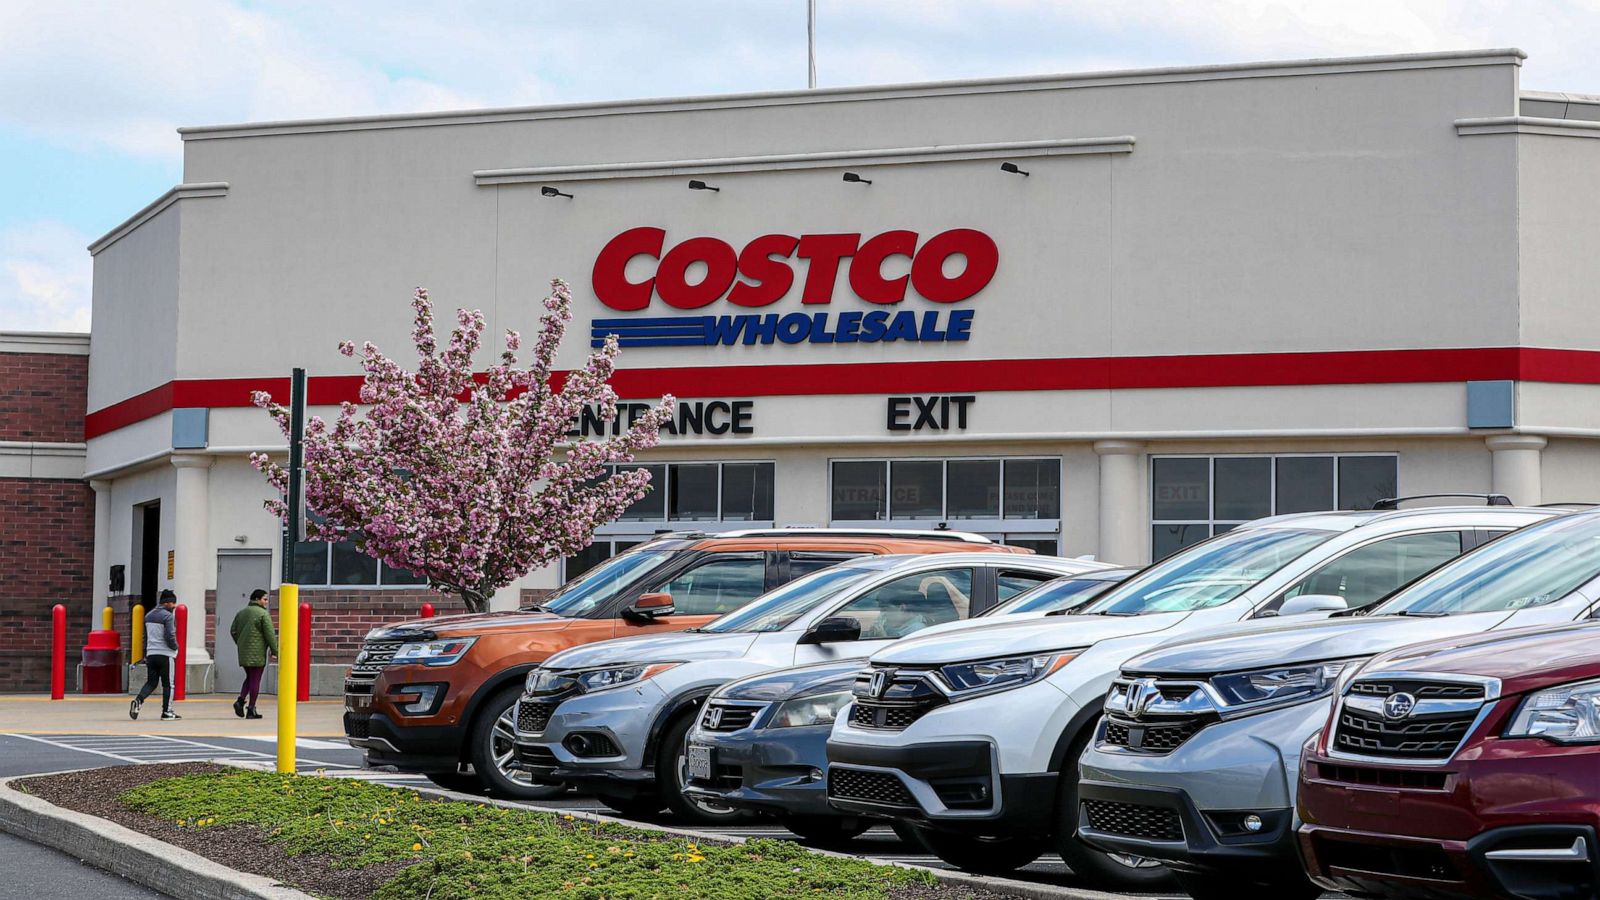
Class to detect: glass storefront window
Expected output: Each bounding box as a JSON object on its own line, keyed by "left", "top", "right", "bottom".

{"left": 669, "top": 464, "right": 719, "bottom": 521}
{"left": 832, "top": 461, "right": 887, "bottom": 520}
{"left": 1003, "top": 458, "right": 1061, "bottom": 519}
{"left": 617, "top": 464, "right": 667, "bottom": 521}
{"left": 721, "top": 462, "right": 775, "bottom": 521}
{"left": 890, "top": 461, "right": 944, "bottom": 519}
{"left": 1152, "top": 455, "right": 1398, "bottom": 560}
{"left": 946, "top": 460, "right": 1000, "bottom": 518}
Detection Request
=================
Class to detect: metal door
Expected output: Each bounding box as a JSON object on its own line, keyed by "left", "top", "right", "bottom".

{"left": 215, "top": 551, "right": 273, "bottom": 693}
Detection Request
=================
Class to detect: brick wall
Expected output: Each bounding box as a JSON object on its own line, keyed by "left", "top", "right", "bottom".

{"left": 0, "top": 352, "right": 87, "bottom": 442}
{"left": 0, "top": 478, "right": 94, "bottom": 691}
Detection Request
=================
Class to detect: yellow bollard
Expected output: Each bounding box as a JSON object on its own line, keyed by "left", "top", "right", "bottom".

{"left": 276, "top": 584, "right": 299, "bottom": 774}
{"left": 131, "top": 604, "right": 145, "bottom": 664}
{"left": 101, "top": 606, "right": 113, "bottom": 632}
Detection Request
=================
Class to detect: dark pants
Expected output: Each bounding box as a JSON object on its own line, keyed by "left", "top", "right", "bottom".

{"left": 136, "top": 655, "right": 172, "bottom": 713}
{"left": 239, "top": 666, "right": 265, "bottom": 708}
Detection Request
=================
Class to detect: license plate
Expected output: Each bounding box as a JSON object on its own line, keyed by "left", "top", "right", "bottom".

{"left": 346, "top": 693, "right": 372, "bottom": 712}
{"left": 686, "top": 743, "right": 714, "bottom": 782}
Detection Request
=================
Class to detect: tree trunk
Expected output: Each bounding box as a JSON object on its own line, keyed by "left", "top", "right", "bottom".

{"left": 457, "top": 586, "right": 491, "bottom": 614}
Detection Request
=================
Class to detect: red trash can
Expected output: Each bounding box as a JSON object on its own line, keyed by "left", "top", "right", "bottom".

{"left": 81, "top": 629, "right": 123, "bottom": 694}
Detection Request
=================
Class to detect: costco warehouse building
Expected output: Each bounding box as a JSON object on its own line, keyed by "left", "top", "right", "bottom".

{"left": 5, "top": 47, "right": 1600, "bottom": 691}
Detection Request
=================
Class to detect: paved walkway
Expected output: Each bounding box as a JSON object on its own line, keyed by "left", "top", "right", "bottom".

{"left": 0, "top": 694, "right": 345, "bottom": 737}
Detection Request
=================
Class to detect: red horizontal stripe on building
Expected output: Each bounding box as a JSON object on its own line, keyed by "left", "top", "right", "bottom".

{"left": 82, "top": 347, "right": 1600, "bottom": 440}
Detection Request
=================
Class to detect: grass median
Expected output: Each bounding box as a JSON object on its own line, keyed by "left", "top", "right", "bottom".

{"left": 99, "top": 767, "right": 978, "bottom": 900}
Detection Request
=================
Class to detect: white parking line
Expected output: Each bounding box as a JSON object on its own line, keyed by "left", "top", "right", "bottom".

{"left": 4, "top": 733, "right": 354, "bottom": 771}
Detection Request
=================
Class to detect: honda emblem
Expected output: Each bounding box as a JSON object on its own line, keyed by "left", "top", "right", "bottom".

{"left": 868, "top": 669, "right": 895, "bottom": 699}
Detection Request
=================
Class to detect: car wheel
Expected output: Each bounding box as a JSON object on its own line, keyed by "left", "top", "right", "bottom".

{"left": 656, "top": 711, "right": 754, "bottom": 826}
{"left": 595, "top": 792, "right": 665, "bottom": 818}
{"left": 423, "top": 771, "right": 483, "bottom": 794}
{"left": 909, "top": 824, "right": 1047, "bottom": 874}
{"left": 468, "top": 686, "right": 570, "bottom": 800}
{"left": 1174, "top": 869, "right": 1322, "bottom": 900}
{"left": 779, "top": 815, "right": 872, "bottom": 847}
{"left": 1052, "top": 730, "right": 1176, "bottom": 891}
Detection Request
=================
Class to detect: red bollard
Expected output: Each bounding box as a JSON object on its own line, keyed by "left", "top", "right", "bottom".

{"left": 420, "top": 602, "right": 435, "bottom": 619}
{"left": 298, "top": 602, "right": 312, "bottom": 702}
{"left": 174, "top": 604, "right": 188, "bottom": 701}
{"left": 50, "top": 604, "right": 65, "bottom": 699}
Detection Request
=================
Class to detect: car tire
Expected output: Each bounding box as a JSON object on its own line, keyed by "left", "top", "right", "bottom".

{"left": 1174, "top": 870, "right": 1322, "bottom": 900}
{"left": 656, "top": 711, "right": 754, "bottom": 826}
{"left": 779, "top": 815, "right": 872, "bottom": 847}
{"left": 909, "top": 824, "right": 1047, "bottom": 874}
{"left": 595, "top": 792, "right": 665, "bottom": 818}
{"left": 468, "top": 686, "right": 570, "bottom": 800}
{"left": 1052, "top": 730, "right": 1177, "bottom": 892}
{"left": 424, "top": 771, "right": 483, "bottom": 794}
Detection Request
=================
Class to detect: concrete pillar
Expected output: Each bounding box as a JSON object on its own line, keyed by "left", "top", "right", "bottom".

{"left": 171, "top": 454, "right": 214, "bottom": 662}
{"left": 1094, "top": 440, "right": 1146, "bottom": 566}
{"left": 1486, "top": 435, "right": 1546, "bottom": 507}
{"left": 90, "top": 479, "right": 112, "bottom": 618}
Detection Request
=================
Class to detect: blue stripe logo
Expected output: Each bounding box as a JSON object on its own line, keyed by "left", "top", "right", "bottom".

{"left": 591, "top": 310, "right": 974, "bottom": 348}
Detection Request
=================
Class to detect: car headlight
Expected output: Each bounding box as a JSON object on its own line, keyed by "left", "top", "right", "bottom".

{"left": 1210, "top": 659, "right": 1359, "bottom": 712}
{"left": 572, "top": 663, "right": 682, "bottom": 694}
{"left": 769, "top": 690, "right": 854, "bottom": 728}
{"left": 1507, "top": 677, "right": 1600, "bottom": 744}
{"left": 524, "top": 668, "right": 575, "bottom": 695}
{"left": 938, "top": 651, "right": 1080, "bottom": 699}
{"left": 392, "top": 637, "right": 477, "bottom": 666}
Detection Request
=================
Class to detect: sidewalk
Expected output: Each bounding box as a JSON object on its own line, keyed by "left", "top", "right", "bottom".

{"left": 0, "top": 694, "right": 345, "bottom": 738}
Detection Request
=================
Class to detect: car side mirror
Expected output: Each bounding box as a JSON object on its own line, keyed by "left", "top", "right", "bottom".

{"left": 1275, "top": 594, "right": 1349, "bottom": 618}
{"left": 624, "top": 592, "right": 675, "bottom": 623}
{"left": 797, "top": 616, "right": 862, "bottom": 645}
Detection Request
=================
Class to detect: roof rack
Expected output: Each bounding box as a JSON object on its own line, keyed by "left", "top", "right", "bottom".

{"left": 1372, "top": 493, "right": 1513, "bottom": 510}
{"left": 715, "top": 527, "right": 994, "bottom": 544}
{"left": 1535, "top": 502, "right": 1600, "bottom": 510}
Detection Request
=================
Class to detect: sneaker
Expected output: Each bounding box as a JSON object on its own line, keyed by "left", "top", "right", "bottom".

{"left": 233, "top": 697, "right": 245, "bottom": 718}
{"left": 129, "top": 699, "right": 141, "bottom": 720}
{"left": 245, "top": 709, "right": 263, "bottom": 720}
{"left": 160, "top": 711, "right": 181, "bottom": 720}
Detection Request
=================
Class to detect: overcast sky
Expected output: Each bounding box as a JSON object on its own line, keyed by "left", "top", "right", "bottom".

{"left": 3, "top": 0, "right": 1598, "bottom": 332}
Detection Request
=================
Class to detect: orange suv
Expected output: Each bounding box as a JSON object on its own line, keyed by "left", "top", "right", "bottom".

{"left": 344, "top": 529, "right": 1031, "bottom": 797}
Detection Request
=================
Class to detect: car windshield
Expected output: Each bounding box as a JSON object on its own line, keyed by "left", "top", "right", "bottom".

{"left": 699, "top": 566, "right": 879, "bottom": 634}
{"left": 1372, "top": 514, "right": 1600, "bottom": 616}
{"left": 982, "top": 576, "right": 1120, "bottom": 616}
{"left": 535, "top": 550, "right": 677, "bottom": 617}
{"left": 1077, "top": 527, "right": 1336, "bottom": 616}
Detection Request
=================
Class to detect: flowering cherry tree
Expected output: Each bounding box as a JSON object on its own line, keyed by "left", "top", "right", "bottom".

{"left": 250, "top": 279, "right": 673, "bottom": 612}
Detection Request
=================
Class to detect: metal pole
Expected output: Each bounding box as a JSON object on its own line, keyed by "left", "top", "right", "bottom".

{"left": 276, "top": 585, "right": 299, "bottom": 773}
{"left": 807, "top": 0, "right": 817, "bottom": 89}
{"left": 282, "top": 368, "right": 307, "bottom": 582}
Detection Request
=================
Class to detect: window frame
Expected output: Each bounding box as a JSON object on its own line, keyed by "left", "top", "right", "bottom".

{"left": 1151, "top": 453, "right": 1398, "bottom": 559}
{"left": 827, "top": 455, "right": 1063, "bottom": 539}
{"left": 597, "top": 460, "right": 778, "bottom": 530}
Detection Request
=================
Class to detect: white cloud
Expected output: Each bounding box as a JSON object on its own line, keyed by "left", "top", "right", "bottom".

{"left": 0, "top": 220, "right": 92, "bottom": 333}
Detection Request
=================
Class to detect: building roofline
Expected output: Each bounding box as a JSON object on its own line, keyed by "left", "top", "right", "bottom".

{"left": 176, "top": 48, "right": 1526, "bottom": 142}
{"left": 0, "top": 332, "right": 91, "bottom": 354}
{"left": 87, "top": 182, "right": 229, "bottom": 257}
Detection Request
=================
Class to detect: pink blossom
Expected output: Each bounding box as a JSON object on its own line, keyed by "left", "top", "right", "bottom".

{"left": 250, "top": 279, "right": 673, "bottom": 612}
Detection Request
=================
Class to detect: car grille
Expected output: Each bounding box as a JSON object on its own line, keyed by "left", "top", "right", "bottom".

{"left": 827, "top": 768, "right": 916, "bottom": 808}
{"left": 1082, "top": 799, "right": 1183, "bottom": 842}
{"left": 1101, "top": 714, "right": 1214, "bottom": 754}
{"left": 350, "top": 640, "right": 405, "bottom": 677}
{"left": 1316, "top": 762, "right": 1449, "bottom": 790}
{"left": 689, "top": 764, "right": 744, "bottom": 791}
{"left": 517, "top": 699, "right": 558, "bottom": 735}
{"left": 344, "top": 712, "right": 370, "bottom": 740}
{"left": 515, "top": 744, "right": 559, "bottom": 770}
{"left": 849, "top": 669, "right": 947, "bottom": 730}
{"left": 1315, "top": 836, "right": 1459, "bottom": 881}
{"left": 700, "top": 702, "right": 764, "bottom": 732}
{"left": 1348, "top": 681, "right": 1486, "bottom": 700}
{"left": 1333, "top": 678, "right": 1486, "bottom": 761}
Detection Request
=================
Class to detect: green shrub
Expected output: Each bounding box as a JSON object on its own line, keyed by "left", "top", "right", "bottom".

{"left": 121, "top": 770, "right": 932, "bottom": 899}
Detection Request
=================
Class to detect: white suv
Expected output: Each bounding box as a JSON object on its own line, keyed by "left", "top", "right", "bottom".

{"left": 512, "top": 552, "right": 1111, "bottom": 823}
{"left": 824, "top": 504, "right": 1555, "bottom": 890}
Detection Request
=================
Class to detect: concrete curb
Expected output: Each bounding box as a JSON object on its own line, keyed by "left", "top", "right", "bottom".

{"left": 0, "top": 770, "right": 316, "bottom": 900}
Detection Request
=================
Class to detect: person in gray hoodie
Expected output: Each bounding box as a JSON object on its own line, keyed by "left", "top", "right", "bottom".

{"left": 131, "top": 590, "right": 181, "bottom": 720}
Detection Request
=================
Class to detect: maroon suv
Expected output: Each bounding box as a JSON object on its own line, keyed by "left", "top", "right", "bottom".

{"left": 1298, "top": 620, "right": 1600, "bottom": 900}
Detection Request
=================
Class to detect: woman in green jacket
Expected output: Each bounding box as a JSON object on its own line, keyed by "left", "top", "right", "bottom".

{"left": 230, "top": 589, "right": 279, "bottom": 719}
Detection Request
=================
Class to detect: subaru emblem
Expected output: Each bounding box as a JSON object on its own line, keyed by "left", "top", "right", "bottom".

{"left": 1383, "top": 692, "right": 1418, "bottom": 720}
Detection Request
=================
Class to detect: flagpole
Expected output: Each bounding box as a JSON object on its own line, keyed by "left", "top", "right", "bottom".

{"left": 807, "top": 0, "right": 817, "bottom": 89}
